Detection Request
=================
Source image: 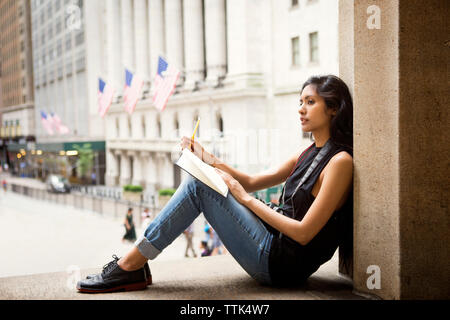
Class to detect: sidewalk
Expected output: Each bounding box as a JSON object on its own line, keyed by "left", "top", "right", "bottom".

{"left": 0, "top": 252, "right": 366, "bottom": 300}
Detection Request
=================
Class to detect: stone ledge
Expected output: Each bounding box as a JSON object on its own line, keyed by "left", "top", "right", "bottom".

{"left": 0, "top": 254, "right": 367, "bottom": 300}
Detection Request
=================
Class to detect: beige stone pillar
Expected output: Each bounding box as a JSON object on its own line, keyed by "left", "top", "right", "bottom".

{"left": 120, "top": 0, "right": 135, "bottom": 71}
{"left": 148, "top": 0, "right": 165, "bottom": 78}
{"left": 224, "top": 0, "right": 265, "bottom": 88}
{"left": 134, "top": 0, "right": 149, "bottom": 91}
{"left": 131, "top": 152, "right": 143, "bottom": 186}
{"left": 164, "top": 0, "right": 184, "bottom": 80}
{"left": 204, "top": 0, "right": 227, "bottom": 86}
{"left": 119, "top": 151, "right": 131, "bottom": 186}
{"left": 183, "top": 0, "right": 205, "bottom": 89}
{"left": 105, "top": 149, "right": 119, "bottom": 186}
{"left": 339, "top": 0, "right": 449, "bottom": 300}
{"left": 105, "top": 0, "right": 122, "bottom": 98}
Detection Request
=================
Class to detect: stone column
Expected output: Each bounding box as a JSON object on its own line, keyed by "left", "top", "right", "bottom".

{"left": 164, "top": 0, "right": 184, "bottom": 83}
{"left": 105, "top": 149, "right": 119, "bottom": 186}
{"left": 182, "top": 0, "right": 205, "bottom": 89}
{"left": 164, "top": 152, "right": 174, "bottom": 189}
{"left": 120, "top": 0, "right": 135, "bottom": 71}
{"left": 134, "top": 0, "right": 149, "bottom": 92}
{"left": 142, "top": 152, "right": 157, "bottom": 190}
{"left": 204, "top": 0, "right": 227, "bottom": 86}
{"left": 119, "top": 151, "right": 131, "bottom": 186}
{"left": 339, "top": 0, "right": 449, "bottom": 299}
{"left": 105, "top": 0, "right": 122, "bottom": 98}
{"left": 148, "top": 0, "right": 165, "bottom": 79}
{"left": 131, "top": 152, "right": 143, "bottom": 186}
{"left": 224, "top": 0, "right": 266, "bottom": 88}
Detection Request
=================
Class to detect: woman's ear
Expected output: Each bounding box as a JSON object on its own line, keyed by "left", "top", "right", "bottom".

{"left": 328, "top": 107, "right": 338, "bottom": 117}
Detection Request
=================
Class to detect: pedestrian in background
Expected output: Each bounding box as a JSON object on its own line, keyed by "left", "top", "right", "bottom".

{"left": 140, "top": 208, "right": 152, "bottom": 233}
{"left": 122, "top": 208, "right": 136, "bottom": 243}
{"left": 183, "top": 223, "right": 197, "bottom": 258}
{"left": 211, "top": 228, "right": 227, "bottom": 256}
{"left": 2, "top": 179, "right": 6, "bottom": 192}
{"left": 199, "top": 240, "right": 211, "bottom": 257}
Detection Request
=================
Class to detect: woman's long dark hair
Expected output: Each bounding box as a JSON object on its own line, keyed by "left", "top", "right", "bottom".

{"left": 303, "top": 76, "right": 354, "bottom": 271}
{"left": 302, "top": 75, "right": 353, "bottom": 151}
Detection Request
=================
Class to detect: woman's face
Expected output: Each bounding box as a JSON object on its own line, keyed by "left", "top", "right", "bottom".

{"left": 298, "top": 84, "right": 335, "bottom": 133}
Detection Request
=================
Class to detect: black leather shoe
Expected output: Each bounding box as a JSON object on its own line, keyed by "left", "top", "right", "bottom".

{"left": 77, "top": 255, "right": 148, "bottom": 293}
{"left": 86, "top": 260, "right": 152, "bottom": 285}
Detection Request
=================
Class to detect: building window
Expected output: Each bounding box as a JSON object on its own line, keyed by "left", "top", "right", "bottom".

{"left": 291, "top": 0, "right": 299, "bottom": 7}
{"left": 174, "top": 114, "right": 179, "bottom": 138}
{"left": 75, "top": 31, "right": 84, "bottom": 46}
{"left": 291, "top": 36, "right": 300, "bottom": 66}
{"left": 57, "top": 65, "right": 63, "bottom": 79}
{"left": 142, "top": 115, "right": 146, "bottom": 138}
{"left": 56, "top": 21, "right": 62, "bottom": 34}
{"left": 65, "top": 36, "right": 72, "bottom": 50}
{"left": 156, "top": 115, "right": 162, "bottom": 138}
{"left": 57, "top": 40, "right": 62, "bottom": 56}
{"left": 216, "top": 113, "right": 224, "bottom": 137}
{"left": 75, "top": 56, "right": 85, "bottom": 72}
{"left": 115, "top": 117, "right": 120, "bottom": 138}
{"left": 47, "top": 2, "right": 52, "bottom": 18}
{"left": 66, "top": 61, "right": 72, "bottom": 76}
{"left": 127, "top": 116, "right": 132, "bottom": 137}
{"left": 48, "top": 25, "right": 53, "bottom": 39}
{"left": 309, "top": 32, "right": 319, "bottom": 63}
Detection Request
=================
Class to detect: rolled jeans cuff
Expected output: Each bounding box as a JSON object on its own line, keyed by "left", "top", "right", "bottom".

{"left": 134, "top": 235, "right": 161, "bottom": 260}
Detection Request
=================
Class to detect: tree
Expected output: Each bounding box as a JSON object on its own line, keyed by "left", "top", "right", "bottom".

{"left": 73, "top": 143, "right": 94, "bottom": 182}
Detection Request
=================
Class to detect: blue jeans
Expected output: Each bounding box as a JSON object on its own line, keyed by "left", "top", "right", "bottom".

{"left": 134, "top": 175, "right": 273, "bottom": 285}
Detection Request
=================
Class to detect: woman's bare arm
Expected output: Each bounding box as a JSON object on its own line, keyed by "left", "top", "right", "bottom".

{"left": 243, "top": 151, "right": 353, "bottom": 245}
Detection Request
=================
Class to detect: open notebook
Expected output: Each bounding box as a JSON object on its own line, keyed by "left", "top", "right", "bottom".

{"left": 176, "top": 148, "right": 229, "bottom": 197}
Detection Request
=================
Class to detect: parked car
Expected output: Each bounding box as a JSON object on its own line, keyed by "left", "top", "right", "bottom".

{"left": 46, "top": 175, "right": 71, "bottom": 193}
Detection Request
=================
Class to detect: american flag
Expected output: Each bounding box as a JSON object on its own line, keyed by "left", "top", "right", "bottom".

{"left": 152, "top": 56, "right": 180, "bottom": 112}
{"left": 40, "top": 111, "right": 54, "bottom": 135}
{"left": 98, "top": 78, "right": 115, "bottom": 118}
{"left": 51, "top": 112, "right": 69, "bottom": 135}
{"left": 123, "top": 69, "right": 144, "bottom": 115}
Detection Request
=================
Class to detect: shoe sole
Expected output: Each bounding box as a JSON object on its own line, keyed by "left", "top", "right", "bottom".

{"left": 77, "top": 280, "right": 148, "bottom": 293}
{"left": 85, "top": 275, "right": 152, "bottom": 286}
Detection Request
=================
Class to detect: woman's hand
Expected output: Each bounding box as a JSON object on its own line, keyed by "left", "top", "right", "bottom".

{"left": 180, "top": 136, "right": 204, "bottom": 159}
{"left": 180, "top": 136, "right": 216, "bottom": 165}
{"left": 215, "top": 168, "right": 253, "bottom": 205}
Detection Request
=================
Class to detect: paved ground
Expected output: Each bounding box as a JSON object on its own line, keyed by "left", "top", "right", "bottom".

{"left": 0, "top": 187, "right": 206, "bottom": 278}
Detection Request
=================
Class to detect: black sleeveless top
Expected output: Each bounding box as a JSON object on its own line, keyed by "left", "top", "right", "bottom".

{"left": 266, "top": 140, "right": 353, "bottom": 286}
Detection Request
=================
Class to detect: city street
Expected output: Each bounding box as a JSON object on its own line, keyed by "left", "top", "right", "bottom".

{"left": 0, "top": 189, "right": 206, "bottom": 279}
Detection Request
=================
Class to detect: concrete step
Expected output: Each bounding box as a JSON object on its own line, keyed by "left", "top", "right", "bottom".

{"left": 0, "top": 253, "right": 366, "bottom": 300}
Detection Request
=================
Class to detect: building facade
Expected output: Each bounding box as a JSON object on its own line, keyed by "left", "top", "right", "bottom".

{"left": 103, "top": 0, "right": 339, "bottom": 194}
{"left": 29, "top": 0, "right": 106, "bottom": 183}
{"left": 0, "top": 0, "right": 35, "bottom": 172}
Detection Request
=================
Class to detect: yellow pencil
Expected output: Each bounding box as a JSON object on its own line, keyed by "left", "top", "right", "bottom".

{"left": 191, "top": 117, "right": 200, "bottom": 152}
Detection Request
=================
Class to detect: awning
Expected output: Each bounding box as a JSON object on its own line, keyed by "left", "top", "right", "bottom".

{"left": 7, "top": 140, "right": 105, "bottom": 152}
